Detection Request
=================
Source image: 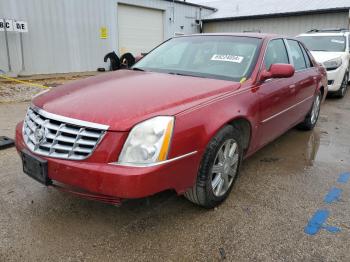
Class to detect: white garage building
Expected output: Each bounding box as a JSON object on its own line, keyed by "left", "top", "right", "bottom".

{"left": 0, "top": 0, "right": 214, "bottom": 75}
{"left": 2, "top": 0, "right": 350, "bottom": 76}
{"left": 201, "top": 0, "right": 350, "bottom": 36}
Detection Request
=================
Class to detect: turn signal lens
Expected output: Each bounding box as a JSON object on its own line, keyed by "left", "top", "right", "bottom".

{"left": 157, "top": 120, "right": 174, "bottom": 161}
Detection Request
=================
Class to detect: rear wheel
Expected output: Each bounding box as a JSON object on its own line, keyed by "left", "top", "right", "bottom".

{"left": 184, "top": 125, "right": 243, "bottom": 208}
{"left": 297, "top": 91, "right": 322, "bottom": 131}
{"left": 335, "top": 71, "right": 349, "bottom": 98}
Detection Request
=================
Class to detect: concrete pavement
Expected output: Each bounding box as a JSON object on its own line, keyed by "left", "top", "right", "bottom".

{"left": 0, "top": 93, "right": 350, "bottom": 261}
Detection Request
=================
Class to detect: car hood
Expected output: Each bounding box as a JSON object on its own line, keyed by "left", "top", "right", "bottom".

{"left": 33, "top": 70, "right": 240, "bottom": 131}
{"left": 310, "top": 51, "right": 345, "bottom": 63}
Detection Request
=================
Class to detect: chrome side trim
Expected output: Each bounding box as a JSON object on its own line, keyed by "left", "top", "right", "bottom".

{"left": 31, "top": 104, "right": 109, "bottom": 130}
{"left": 261, "top": 95, "right": 314, "bottom": 124}
{"left": 111, "top": 151, "right": 198, "bottom": 167}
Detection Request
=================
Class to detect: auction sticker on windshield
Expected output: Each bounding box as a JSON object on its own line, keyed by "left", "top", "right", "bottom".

{"left": 211, "top": 54, "right": 244, "bottom": 63}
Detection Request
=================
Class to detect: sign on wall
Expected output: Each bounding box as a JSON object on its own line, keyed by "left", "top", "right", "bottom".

{"left": 0, "top": 19, "right": 28, "bottom": 32}
{"left": 14, "top": 21, "right": 28, "bottom": 32}
{"left": 0, "top": 19, "right": 14, "bottom": 31}
{"left": 100, "top": 27, "right": 108, "bottom": 39}
{"left": 5, "top": 19, "right": 14, "bottom": 31}
{"left": 1, "top": 18, "right": 29, "bottom": 73}
{"left": 0, "top": 19, "right": 4, "bottom": 31}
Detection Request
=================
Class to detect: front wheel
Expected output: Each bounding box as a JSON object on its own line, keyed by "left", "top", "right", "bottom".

{"left": 297, "top": 91, "right": 322, "bottom": 131}
{"left": 335, "top": 71, "right": 348, "bottom": 98}
{"left": 184, "top": 125, "right": 243, "bottom": 208}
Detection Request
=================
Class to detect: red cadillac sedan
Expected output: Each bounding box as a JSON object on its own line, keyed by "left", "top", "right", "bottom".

{"left": 15, "top": 33, "right": 327, "bottom": 208}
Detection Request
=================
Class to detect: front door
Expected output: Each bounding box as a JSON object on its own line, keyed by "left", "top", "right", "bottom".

{"left": 256, "top": 39, "right": 299, "bottom": 148}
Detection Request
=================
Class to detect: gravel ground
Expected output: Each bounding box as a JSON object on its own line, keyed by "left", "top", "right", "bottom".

{"left": 0, "top": 73, "right": 99, "bottom": 103}
{"left": 0, "top": 84, "right": 43, "bottom": 103}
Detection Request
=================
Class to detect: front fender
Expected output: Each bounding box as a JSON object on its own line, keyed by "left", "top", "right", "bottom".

{"left": 170, "top": 87, "right": 259, "bottom": 162}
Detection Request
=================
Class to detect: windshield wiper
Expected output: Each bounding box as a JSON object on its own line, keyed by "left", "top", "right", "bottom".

{"left": 167, "top": 72, "right": 198, "bottom": 77}
{"left": 168, "top": 72, "right": 187, "bottom": 76}
{"left": 131, "top": 67, "right": 145, "bottom": 72}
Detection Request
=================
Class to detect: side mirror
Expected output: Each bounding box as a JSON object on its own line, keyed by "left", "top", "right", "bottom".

{"left": 260, "top": 63, "right": 295, "bottom": 81}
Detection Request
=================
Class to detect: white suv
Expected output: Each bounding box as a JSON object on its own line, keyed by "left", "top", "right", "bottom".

{"left": 297, "top": 29, "right": 350, "bottom": 98}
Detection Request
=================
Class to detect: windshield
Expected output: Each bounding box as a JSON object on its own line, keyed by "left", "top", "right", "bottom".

{"left": 297, "top": 35, "right": 346, "bottom": 52}
{"left": 133, "top": 36, "right": 262, "bottom": 82}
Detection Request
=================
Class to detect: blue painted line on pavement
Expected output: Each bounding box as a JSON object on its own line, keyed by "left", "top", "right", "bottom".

{"left": 324, "top": 187, "right": 343, "bottom": 204}
{"left": 304, "top": 172, "right": 350, "bottom": 236}
{"left": 304, "top": 209, "right": 341, "bottom": 236}
{"left": 338, "top": 172, "right": 350, "bottom": 184}
{"left": 322, "top": 225, "right": 342, "bottom": 233}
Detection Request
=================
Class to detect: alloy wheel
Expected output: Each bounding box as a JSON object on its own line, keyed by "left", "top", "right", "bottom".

{"left": 311, "top": 94, "right": 321, "bottom": 125}
{"left": 211, "top": 139, "right": 240, "bottom": 197}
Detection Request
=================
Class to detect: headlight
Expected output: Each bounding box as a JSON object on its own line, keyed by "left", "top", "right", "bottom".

{"left": 118, "top": 116, "right": 174, "bottom": 165}
{"left": 323, "top": 57, "right": 342, "bottom": 70}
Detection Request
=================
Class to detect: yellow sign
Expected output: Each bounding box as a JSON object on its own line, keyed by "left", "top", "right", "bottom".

{"left": 100, "top": 27, "right": 108, "bottom": 39}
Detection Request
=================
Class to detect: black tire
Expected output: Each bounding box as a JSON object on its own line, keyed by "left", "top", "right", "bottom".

{"left": 335, "top": 71, "right": 349, "bottom": 98}
{"left": 184, "top": 125, "right": 243, "bottom": 208}
{"left": 120, "top": 53, "right": 136, "bottom": 68}
{"left": 297, "top": 91, "right": 322, "bottom": 131}
{"left": 104, "top": 51, "right": 120, "bottom": 71}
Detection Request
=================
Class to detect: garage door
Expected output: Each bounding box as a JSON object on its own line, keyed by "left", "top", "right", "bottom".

{"left": 118, "top": 4, "right": 164, "bottom": 56}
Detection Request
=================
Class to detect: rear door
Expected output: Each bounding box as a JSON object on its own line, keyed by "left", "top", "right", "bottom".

{"left": 285, "top": 39, "right": 317, "bottom": 121}
{"left": 257, "top": 38, "right": 300, "bottom": 147}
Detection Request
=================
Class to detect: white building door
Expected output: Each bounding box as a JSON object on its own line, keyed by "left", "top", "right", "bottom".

{"left": 118, "top": 4, "right": 164, "bottom": 56}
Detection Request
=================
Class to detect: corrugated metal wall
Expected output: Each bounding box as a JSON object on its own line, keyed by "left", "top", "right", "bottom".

{"left": 203, "top": 12, "right": 349, "bottom": 36}
{"left": 0, "top": 0, "right": 213, "bottom": 75}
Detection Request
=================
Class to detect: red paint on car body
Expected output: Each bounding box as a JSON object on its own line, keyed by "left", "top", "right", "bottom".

{"left": 16, "top": 33, "right": 327, "bottom": 202}
{"left": 33, "top": 70, "right": 241, "bottom": 131}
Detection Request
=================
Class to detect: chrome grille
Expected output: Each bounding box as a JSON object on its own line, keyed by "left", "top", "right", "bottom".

{"left": 23, "top": 106, "right": 109, "bottom": 160}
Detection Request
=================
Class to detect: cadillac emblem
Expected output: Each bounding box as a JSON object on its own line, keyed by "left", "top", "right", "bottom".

{"left": 34, "top": 125, "right": 47, "bottom": 145}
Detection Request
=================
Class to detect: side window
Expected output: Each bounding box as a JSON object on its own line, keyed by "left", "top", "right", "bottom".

{"left": 287, "top": 40, "right": 307, "bottom": 71}
{"left": 299, "top": 43, "right": 312, "bottom": 68}
{"left": 264, "top": 39, "right": 289, "bottom": 70}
